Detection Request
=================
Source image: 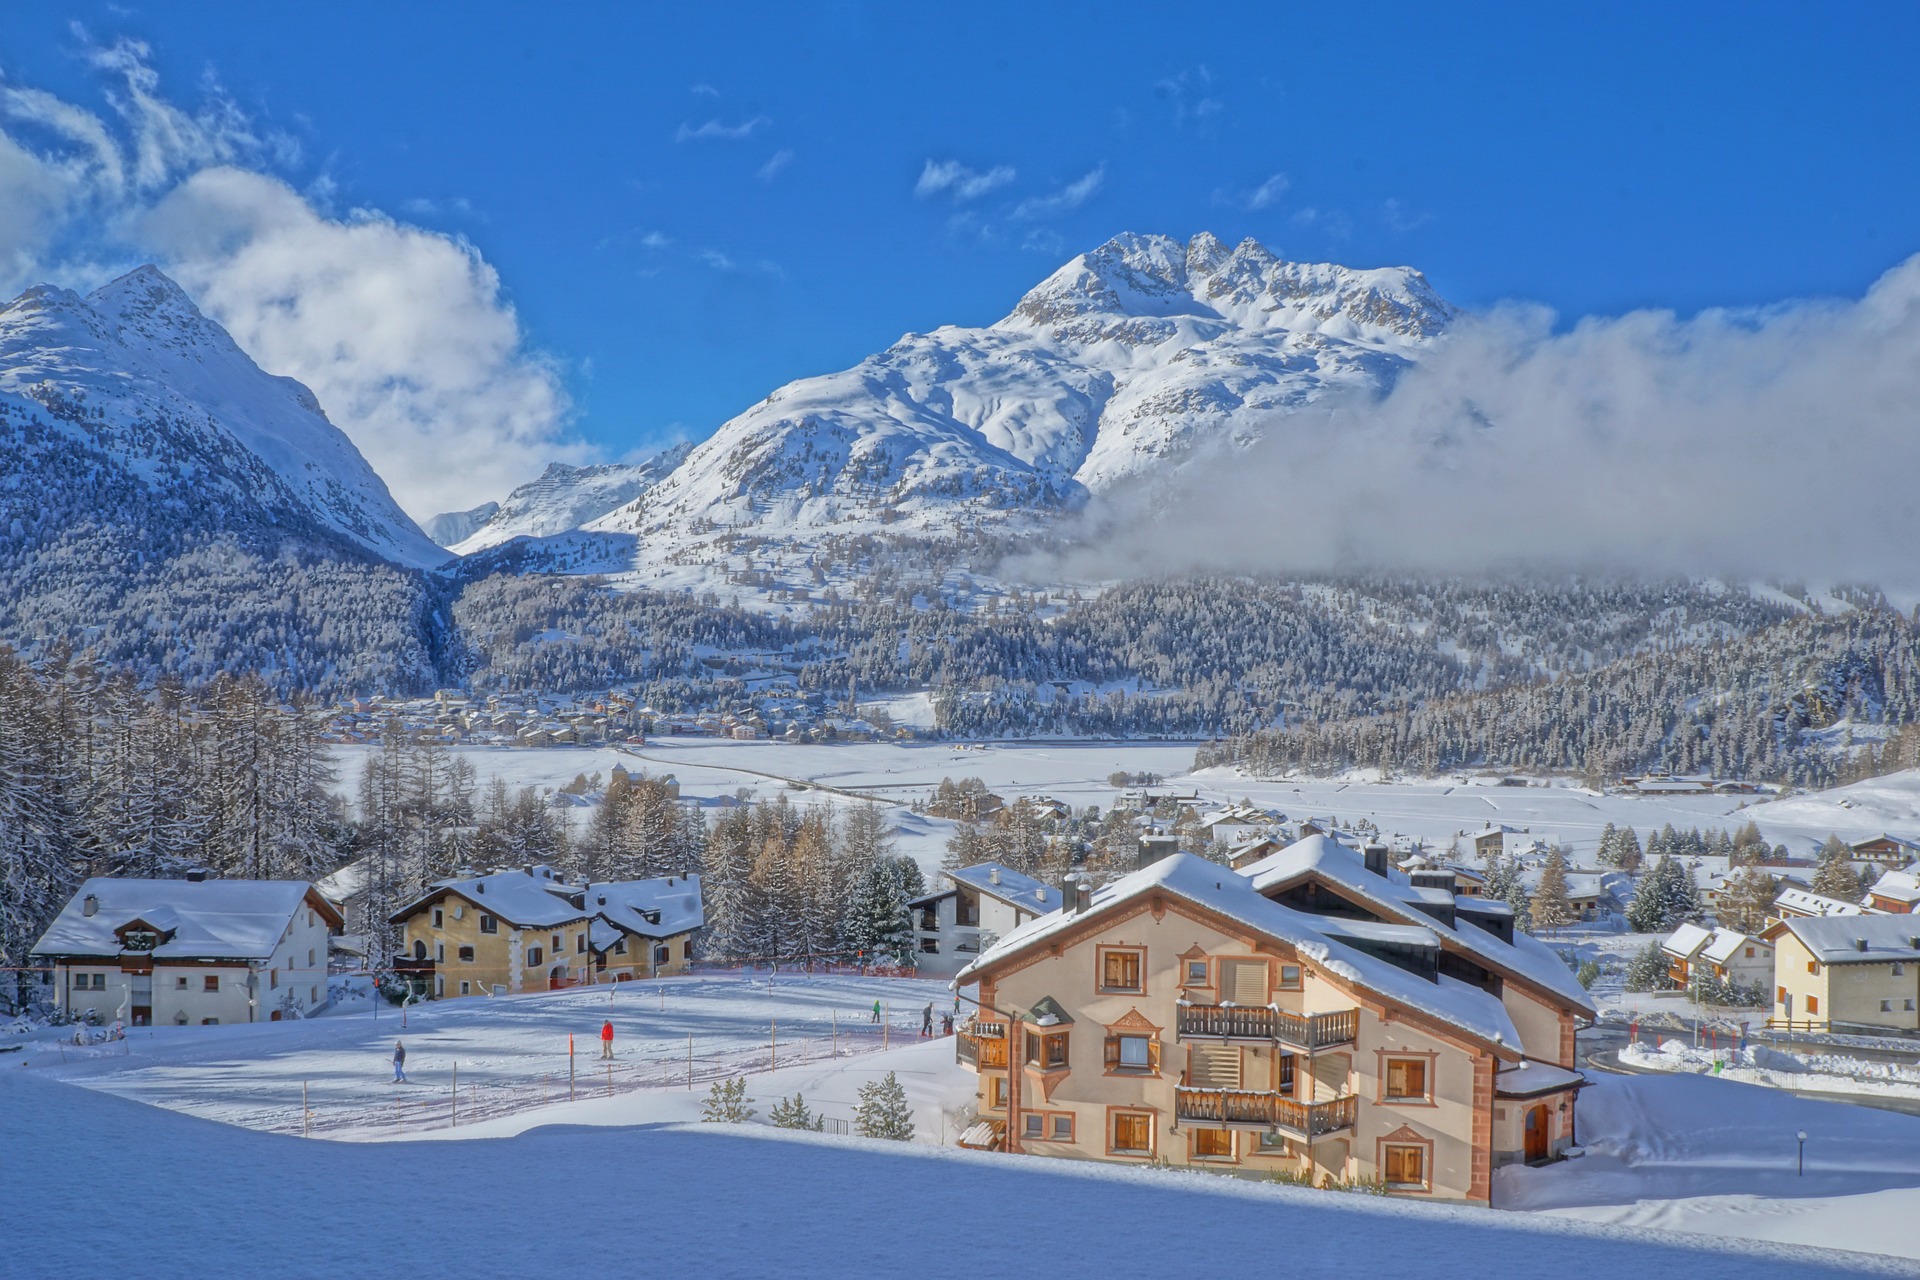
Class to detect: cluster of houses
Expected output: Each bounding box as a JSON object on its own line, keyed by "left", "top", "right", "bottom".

{"left": 1660, "top": 863, "right": 1920, "bottom": 1034}
{"left": 319, "top": 685, "right": 914, "bottom": 749}
{"left": 29, "top": 865, "right": 704, "bottom": 1023}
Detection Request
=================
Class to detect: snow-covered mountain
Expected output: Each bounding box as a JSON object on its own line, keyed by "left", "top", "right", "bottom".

{"left": 0, "top": 266, "right": 444, "bottom": 569}
{"left": 425, "top": 502, "right": 500, "bottom": 547}
{"left": 577, "top": 232, "right": 1452, "bottom": 560}
{"left": 448, "top": 446, "right": 691, "bottom": 555}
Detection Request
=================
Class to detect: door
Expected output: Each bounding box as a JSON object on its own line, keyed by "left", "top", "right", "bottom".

{"left": 549, "top": 964, "right": 570, "bottom": 991}
{"left": 130, "top": 973, "right": 152, "bottom": 1027}
{"left": 1524, "top": 1105, "right": 1549, "bottom": 1162}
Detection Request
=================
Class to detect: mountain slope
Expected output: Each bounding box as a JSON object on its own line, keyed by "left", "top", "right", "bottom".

{"left": 449, "top": 445, "right": 691, "bottom": 555}
{"left": 0, "top": 267, "right": 449, "bottom": 693}
{"left": 426, "top": 502, "right": 500, "bottom": 547}
{"left": 583, "top": 232, "right": 1452, "bottom": 562}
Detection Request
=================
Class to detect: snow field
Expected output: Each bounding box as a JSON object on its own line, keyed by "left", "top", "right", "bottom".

{"left": 1620, "top": 1038, "right": 1920, "bottom": 1101}
{"left": 24, "top": 973, "right": 959, "bottom": 1141}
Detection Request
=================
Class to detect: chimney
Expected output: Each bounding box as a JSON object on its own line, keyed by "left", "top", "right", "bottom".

{"left": 1075, "top": 878, "right": 1093, "bottom": 915}
{"left": 1363, "top": 842, "right": 1390, "bottom": 878}
{"left": 82, "top": 894, "right": 98, "bottom": 918}
{"left": 476, "top": 882, "right": 485, "bottom": 894}
{"left": 1856, "top": 937, "right": 1869, "bottom": 952}
{"left": 989, "top": 867, "right": 1001, "bottom": 886}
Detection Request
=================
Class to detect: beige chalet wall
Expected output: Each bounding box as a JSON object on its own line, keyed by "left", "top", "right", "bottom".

{"left": 1770, "top": 930, "right": 1823, "bottom": 1026}
{"left": 1501, "top": 983, "right": 1573, "bottom": 1067}
{"left": 400, "top": 896, "right": 594, "bottom": 998}
{"left": 1826, "top": 957, "right": 1920, "bottom": 1030}
{"left": 978, "top": 898, "right": 1493, "bottom": 1202}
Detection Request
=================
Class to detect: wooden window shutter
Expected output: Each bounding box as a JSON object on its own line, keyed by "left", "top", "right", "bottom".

{"left": 1228, "top": 960, "right": 1266, "bottom": 1005}
{"left": 1104, "top": 1035, "right": 1120, "bottom": 1067}
{"left": 1148, "top": 1038, "right": 1162, "bottom": 1073}
{"left": 1191, "top": 1044, "right": 1241, "bottom": 1088}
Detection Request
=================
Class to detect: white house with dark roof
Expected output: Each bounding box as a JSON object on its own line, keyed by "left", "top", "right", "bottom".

{"left": 910, "top": 863, "right": 1062, "bottom": 977}
{"left": 32, "top": 877, "right": 342, "bottom": 1026}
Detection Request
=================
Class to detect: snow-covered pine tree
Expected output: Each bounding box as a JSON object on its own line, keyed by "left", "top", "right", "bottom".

{"left": 0, "top": 650, "right": 80, "bottom": 1014}
{"left": 701, "top": 1076, "right": 755, "bottom": 1122}
{"left": 1718, "top": 865, "right": 1778, "bottom": 934}
{"left": 1595, "top": 823, "right": 1619, "bottom": 868}
{"left": 853, "top": 1071, "right": 914, "bottom": 1140}
{"left": 1623, "top": 940, "right": 1675, "bottom": 992}
{"left": 769, "top": 1092, "right": 823, "bottom": 1130}
{"left": 1811, "top": 835, "right": 1863, "bottom": 899}
{"left": 1532, "top": 847, "right": 1575, "bottom": 935}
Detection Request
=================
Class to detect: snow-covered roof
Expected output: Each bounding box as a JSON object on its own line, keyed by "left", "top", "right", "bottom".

{"left": 1494, "top": 1059, "right": 1586, "bottom": 1098}
{"left": 1242, "top": 836, "right": 1597, "bottom": 1016}
{"left": 949, "top": 863, "right": 1061, "bottom": 914}
{"left": 1774, "top": 914, "right": 1920, "bottom": 964}
{"left": 1866, "top": 869, "right": 1920, "bottom": 906}
{"left": 1700, "top": 928, "right": 1763, "bottom": 966}
{"left": 398, "top": 867, "right": 585, "bottom": 928}
{"left": 32, "top": 879, "right": 335, "bottom": 961}
{"left": 1662, "top": 922, "right": 1714, "bottom": 961}
{"left": 586, "top": 875, "right": 704, "bottom": 939}
{"left": 959, "top": 851, "right": 1528, "bottom": 1058}
{"left": 1772, "top": 887, "right": 1867, "bottom": 919}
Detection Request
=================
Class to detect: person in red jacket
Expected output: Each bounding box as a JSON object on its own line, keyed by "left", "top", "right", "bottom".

{"left": 600, "top": 1020, "right": 615, "bottom": 1060}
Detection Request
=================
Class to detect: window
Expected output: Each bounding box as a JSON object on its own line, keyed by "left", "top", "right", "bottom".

{"left": 1184, "top": 959, "right": 1209, "bottom": 986}
{"left": 1098, "top": 947, "right": 1144, "bottom": 993}
{"left": 1025, "top": 1114, "right": 1044, "bottom": 1138}
{"left": 1051, "top": 1114, "right": 1073, "bottom": 1141}
{"left": 1745, "top": 947, "right": 1756, "bottom": 958}
{"left": 458, "top": 945, "right": 475, "bottom": 962}
{"left": 270, "top": 969, "right": 279, "bottom": 990}
{"left": 308, "top": 949, "right": 315, "bottom": 967}
{"left": 432, "top": 908, "right": 443, "bottom": 929}
{"left": 527, "top": 946, "right": 544, "bottom": 966}
{"left": 1385, "top": 1056, "right": 1431, "bottom": 1102}
{"left": 1807, "top": 995, "right": 1819, "bottom": 1014}
{"left": 1110, "top": 1111, "right": 1154, "bottom": 1156}
{"left": 94, "top": 974, "right": 107, "bottom": 990}
{"left": 920, "top": 937, "right": 940, "bottom": 954}
{"left": 435, "top": 978, "right": 445, "bottom": 997}
{"left": 201, "top": 1018, "right": 219, "bottom": 1025}
{"left": 204, "top": 976, "right": 220, "bottom": 992}
{"left": 413, "top": 940, "right": 428, "bottom": 961}
{"left": 459, "top": 981, "right": 471, "bottom": 995}
{"left": 552, "top": 934, "right": 562, "bottom": 952}
{"left": 1384, "top": 1143, "right": 1427, "bottom": 1188}
{"left": 986, "top": 1075, "right": 1006, "bottom": 1109}
{"left": 1026, "top": 1031, "right": 1069, "bottom": 1069}
{"left": 311, "top": 986, "right": 318, "bottom": 1003}
{"left": 1192, "top": 1127, "right": 1234, "bottom": 1160}
{"left": 1776, "top": 985, "right": 1787, "bottom": 1005}
{"left": 175, "top": 976, "right": 188, "bottom": 990}
{"left": 1105, "top": 1034, "right": 1159, "bottom": 1073}
{"left": 1896, "top": 964, "right": 1906, "bottom": 977}
{"left": 1807, "top": 961, "right": 1819, "bottom": 974}
{"left": 1906, "top": 999, "right": 1916, "bottom": 1012}
{"left": 654, "top": 945, "right": 670, "bottom": 965}
{"left": 576, "top": 933, "right": 587, "bottom": 954}
{"left": 1278, "top": 964, "right": 1302, "bottom": 990}
{"left": 1257, "top": 1131, "right": 1291, "bottom": 1154}
{"left": 436, "top": 943, "right": 445, "bottom": 963}
{"left": 479, "top": 914, "right": 498, "bottom": 935}
{"left": 614, "top": 939, "right": 627, "bottom": 955}
{"left": 1882, "top": 999, "right": 1893, "bottom": 1013}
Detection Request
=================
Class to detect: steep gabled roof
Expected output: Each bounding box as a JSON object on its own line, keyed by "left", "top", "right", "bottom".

{"left": 32, "top": 879, "right": 339, "bottom": 961}
{"left": 1242, "top": 836, "right": 1597, "bottom": 1017}
{"left": 958, "top": 852, "right": 1527, "bottom": 1059}
{"left": 949, "top": 863, "right": 1061, "bottom": 914}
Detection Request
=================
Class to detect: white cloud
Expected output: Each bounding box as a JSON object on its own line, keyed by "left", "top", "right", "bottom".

{"left": 640, "top": 230, "right": 671, "bottom": 249}
{"left": 674, "top": 115, "right": 768, "bottom": 143}
{"left": 1213, "top": 172, "right": 1289, "bottom": 212}
{"left": 757, "top": 148, "right": 794, "bottom": 183}
{"left": 1037, "top": 257, "right": 1920, "bottom": 586}
{"left": 914, "top": 158, "right": 1015, "bottom": 202}
{"left": 1012, "top": 165, "right": 1105, "bottom": 221}
{"left": 0, "top": 40, "right": 581, "bottom": 520}
{"left": 1154, "top": 67, "right": 1223, "bottom": 126}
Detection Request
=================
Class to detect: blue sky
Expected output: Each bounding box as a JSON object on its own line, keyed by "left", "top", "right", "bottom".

{"left": 3, "top": 3, "right": 1918, "bottom": 516}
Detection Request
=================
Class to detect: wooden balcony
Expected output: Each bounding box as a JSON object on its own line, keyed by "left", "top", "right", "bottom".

{"left": 1174, "top": 1087, "right": 1358, "bottom": 1138}
{"left": 956, "top": 1021, "right": 1008, "bottom": 1070}
{"left": 1175, "top": 1004, "right": 1358, "bottom": 1052}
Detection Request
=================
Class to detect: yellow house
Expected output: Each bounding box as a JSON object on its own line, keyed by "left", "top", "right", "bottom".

{"left": 1762, "top": 914, "right": 1920, "bottom": 1032}
{"left": 955, "top": 838, "right": 1593, "bottom": 1204}
{"left": 390, "top": 867, "right": 702, "bottom": 999}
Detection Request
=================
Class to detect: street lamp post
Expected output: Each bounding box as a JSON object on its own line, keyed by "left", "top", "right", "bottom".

{"left": 1796, "top": 1129, "right": 1808, "bottom": 1176}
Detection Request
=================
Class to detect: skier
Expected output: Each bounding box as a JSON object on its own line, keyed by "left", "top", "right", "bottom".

{"left": 921, "top": 1003, "right": 933, "bottom": 1036}
{"left": 600, "top": 1020, "right": 615, "bottom": 1060}
{"left": 392, "top": 1040, "right": 407, "bottom": 1083}
{"left": 870, "top": 999, "right": 881, "bottom": 1024}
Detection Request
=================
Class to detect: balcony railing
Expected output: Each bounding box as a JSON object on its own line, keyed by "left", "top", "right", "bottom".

{"left": 1175, "top": 1004, "right": 1358, "bottom": 1051}
{"left": 956, "top": 1020, "right": 1008, "bottom": 1070}
{"left": 1174, "top": 1087, "right": 1358, "bottom": 1138}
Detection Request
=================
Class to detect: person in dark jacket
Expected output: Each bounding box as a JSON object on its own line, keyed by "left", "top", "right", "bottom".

{"left": 921, "top": 1003, "right": 933, "bottom": 1036}
{"left": 600, "top": 1020, "right": 615, "bottom": 1060}
{"left": 392, "top": 1040, "right": 407, "bottom": 1083}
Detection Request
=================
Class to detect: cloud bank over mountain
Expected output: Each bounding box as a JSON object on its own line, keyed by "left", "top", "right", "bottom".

{"left": 0, "top": 35, "right": 580, "bottom": 519}
{"left": 1036, "top": 253, "right": 1920, "bottom": 586}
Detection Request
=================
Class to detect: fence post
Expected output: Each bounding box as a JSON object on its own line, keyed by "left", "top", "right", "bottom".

{"left": 302, "top": 1080, "right": 309, "bottom": 1138}
{"left": 606, "top": 1059, "right": 613, "bottom": 1098}
{"left": 884, "top": 1003, "right": 890, "bottom": 1050}
{"left": 771, "top": 1019, "right": 777, "bottom": 1073}
{"left": 569, "top": 1034, "right": 576, "bottom": 1101}
{"left": 688, "top": 1033, "right": 693, "bottom": 1090}
{"left": 451, "top": 1061, "right": 458, "bottom": 1129}
{"left": 832, "top": 1009, "right": 838, "bottom": 1058}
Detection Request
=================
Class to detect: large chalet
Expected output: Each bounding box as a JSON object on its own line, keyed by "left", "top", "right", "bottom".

{"left": 952, "top": 836, "right": 1594, "bottom": 1203}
